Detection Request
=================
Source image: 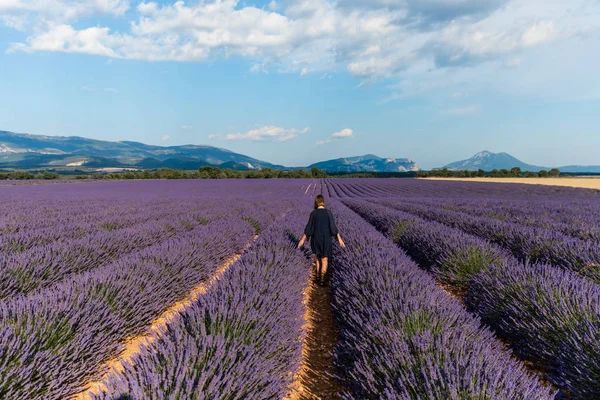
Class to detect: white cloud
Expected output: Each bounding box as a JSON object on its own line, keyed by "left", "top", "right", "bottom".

{"left": 9, "top": 24, "right": 120, "bottom": 57}
{"left": 1, "top": 0, "right": 599, "bottom": 102}
{"left": 181, "top": 125, "right": 192, "bottom": 129}
{"left": 226, "top": 126, "right": 310, "bottom": 142}
{"left": 331, "top": 128, "right": 354, "bottom": 138}
{"left": 0, "top": 0, "right": 129, "bottom": 27}
{"left": 208, "top": 134, "right": 218, "bottom": 139}
{"left": 440, "top": 105, "right": 482, "bottom": 116}
{"left": 0, "top": 13, "right": 27, "bottom": 30}
{"left": 104, "top": 87, "right": 119, "bottom": 92}
{"left": 137, "top": 2, "right": 157, "bottom": 15}
{"left": 522, "top": 21, "right": 555, "bottom": 46}
{"left": 317, "top": 128, "right": 354, "bottom": 145}
{"left": 80, "top": 85, "right": 95, "bottom": 92}
{"left": 161, "top": 135, "right": 170, "bottom": 141}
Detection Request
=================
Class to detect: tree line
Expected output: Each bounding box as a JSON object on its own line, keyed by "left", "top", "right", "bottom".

{"left": 0, "top": 171, "right": 61, "bottom": 180}
{"left": 416, "top": 167, "right": 561, "bottom": 178}
{"left": 0, "top": 166, "right": 566, "bottom": 180}
{"left": 0, "top": 166, "right": 327, "bottom": 180}
{"left": 85, "top": 167, "right": 328, "bottom": 180}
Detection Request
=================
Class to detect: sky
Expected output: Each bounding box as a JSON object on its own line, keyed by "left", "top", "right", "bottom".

{"left": 0, "top": 0, "right": 599, "bottom": 169}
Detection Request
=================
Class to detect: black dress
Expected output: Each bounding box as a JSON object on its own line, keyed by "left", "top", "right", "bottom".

{"left": 304, "top": 208, "right": 339, "bottom": 258}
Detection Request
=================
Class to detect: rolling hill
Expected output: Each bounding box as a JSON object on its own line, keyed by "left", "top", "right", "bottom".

{"left": 0, "top": 130, "right": 282, "bottom": 170}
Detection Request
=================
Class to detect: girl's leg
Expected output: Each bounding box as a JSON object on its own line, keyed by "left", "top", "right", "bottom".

{"left": 321, "top": 257, "right": 329, "bottom": 283}
{"left": 315, "top": 255, "right": 322, "bottom": 283}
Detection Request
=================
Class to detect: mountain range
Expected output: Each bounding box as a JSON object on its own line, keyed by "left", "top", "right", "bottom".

{"left": 442, "top": 151, "right": 600, "bottom": 173}
{"left": 0, "top": 130, "right": 598, "bottom": 173}
{"left": 0, "top": 130, "right": 282, "bottom": 171}
{"left": 309, "top": 155, "right": 419, "bottom": 173}
{"left": 0, "top": 130, "right": 421, "bottom": 173}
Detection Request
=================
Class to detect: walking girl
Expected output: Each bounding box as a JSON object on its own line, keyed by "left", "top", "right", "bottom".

{"left": 298, "top": 194, "right": 345, "bottom": 286}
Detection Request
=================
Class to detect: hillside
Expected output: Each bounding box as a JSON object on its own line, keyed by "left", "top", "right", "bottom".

{"left": 0, "top": 130, "right": 282, "bottom": 170}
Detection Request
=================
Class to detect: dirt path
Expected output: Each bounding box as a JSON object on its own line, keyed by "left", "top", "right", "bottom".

{"left": 422, "top": 177, "right": 600, "bottom": 190}
{"left": 304, "top": 183, "right": 312, "bottom": 195}
{"left": 287, "top": 272, "right": 342, "bottom": 400}
{"left": 74, "top": 237, "right": 257, "bottom": 400}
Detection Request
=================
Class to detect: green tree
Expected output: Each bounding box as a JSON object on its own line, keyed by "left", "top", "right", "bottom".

{"left": 198, "top": 166, "right": 222, "bottom": 179}
{"left": 549, "top": 168, "right": 560, "bottom": 177}
{"left": 311, "top": 167, "right": 327, "bottom": 178}
{"left": 41, "top": 171, "right": 60, "bottom": 179}
{"left": 510, "top": 167, "right": 522, "bottom": 177}
{"left": 261, "top": 168, "right": 274, "bottom": 179}
{"left": 538, "top": 170, "right": 548, "bottom": 177}
{"left": 9, "top": 171, "right": 35, "bottom": 180}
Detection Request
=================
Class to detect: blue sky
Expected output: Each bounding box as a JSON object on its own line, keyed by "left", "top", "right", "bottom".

{"left": 1, "top": 0, "right": 599, "bottom": 169}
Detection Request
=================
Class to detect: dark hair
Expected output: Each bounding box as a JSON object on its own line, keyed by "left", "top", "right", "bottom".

{"left": 314, "top": 194, "right": 325, "bottom": 209}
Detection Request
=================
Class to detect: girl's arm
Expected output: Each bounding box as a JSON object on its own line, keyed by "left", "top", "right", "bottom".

{"left": 297, "top": 234, "right": 307, "bottom": 248}
{"left": 328, "top": 210, "right": 345, "bottom": 248}
{"left": 337, "top": 233, "right": 346, "bottom": 248}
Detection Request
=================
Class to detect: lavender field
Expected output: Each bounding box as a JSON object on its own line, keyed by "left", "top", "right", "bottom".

{"left": 1, "top": 178, "right": 599, "bottom": 399}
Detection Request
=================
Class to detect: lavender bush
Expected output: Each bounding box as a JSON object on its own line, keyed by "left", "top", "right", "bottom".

{"left": 93, "top": 208, "right": 311, "bottom": 400}
{"left": 466, "top": 263, "right": 600, "bottom": 398}
{"left": 342, "top": 193, "right": 600, "bottom": 398}
{"left": 328, "top": 200, "right": 554, "bottom": 399}
{"left": 343, "top": 199, "right": 510, "bottom": 289}
{"left": 375, "top": 198, "right": 600, "bottom": 283}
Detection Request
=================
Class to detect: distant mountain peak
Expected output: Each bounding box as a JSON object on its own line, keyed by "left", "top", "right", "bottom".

{"left": 310, "top": 154, "right": 419, "bottom": 173}
{"left": 473, "top": 150, "right": 493, "bottom": 158}
{"left": 442, "top": 150, "right": 546, "bottom": 172}
{"left": 440, "top": 151, "right": 600, "bottom": 173}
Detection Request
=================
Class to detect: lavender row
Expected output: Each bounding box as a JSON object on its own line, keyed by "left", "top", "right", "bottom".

{"left": 328, "top": 200, "right": 553, "bottom": 399}
{"left": 0, "top": 197, "right": 289, "bottom": 300}
{"left": 406, "top": 197, "right": 600, "bottom": 243}
{"left": 327, "top": 178, "right": 600, "bottom": 201}
{"left": 345, "top": 199, "right": 600, "bottom": 398}
{"left": 0, "top": 218, "right": 255, "bottom": 399}
{"left": 93, "top": 209, "right": 310, "bottom": 400}
{"left": 0, "top": 201, "right": 200, "bottom": 253}
{"left": 343, "top": 199, "right": 510, "bottom": 290}
{"left": 375, "top": 198, "right": 600, "bottom": 283}
{"left": 0, "top": 198, "right": 174, "bottom": 234}
{"left": 0, "top": 196, "right": 269, "bottom": 251}
{"left": 0, "top": 210, "right": 211, "bottom": 299}
{"left": 0, "top": 179, "right": 306, "bottom": 233}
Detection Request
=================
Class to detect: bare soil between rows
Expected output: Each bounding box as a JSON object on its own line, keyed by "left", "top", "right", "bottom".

{"left": 287, "top": 273, "right": 342, "bottom": 400}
